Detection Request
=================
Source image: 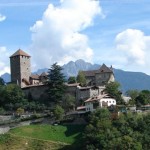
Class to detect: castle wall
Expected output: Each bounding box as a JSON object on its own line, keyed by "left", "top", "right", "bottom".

{"left": 22, "top": 84, "right": 78, "bottom": 102}
{"left": 22, "top": 85, "right": 49, "bottom": 101}
{"left": 66, "top": 85, "right": 77, "bottom": 97}
{"left": 76, "top": 87, "right": 91, "bottom": 102}
{"left": 95, "top": 72, "right": 112, "bottom": 86}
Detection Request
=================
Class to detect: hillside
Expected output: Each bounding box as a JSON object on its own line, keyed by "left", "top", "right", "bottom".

{"left": 114, "top": 69, "right": 150, "bottom": 92}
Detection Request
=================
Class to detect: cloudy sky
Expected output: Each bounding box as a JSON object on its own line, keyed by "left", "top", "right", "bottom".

{"left": 0, "top": 0, "right": 150, "bottom": 75}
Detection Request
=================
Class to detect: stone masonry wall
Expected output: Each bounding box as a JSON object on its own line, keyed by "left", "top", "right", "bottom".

{"left": 20, "top": 56, "right": 31, "bottom": 87}
{"left": 22, "top": 85, "right": 49, "bottom": 101}
{"left": 10, "top": 55, "right": 31, "bottom": 87}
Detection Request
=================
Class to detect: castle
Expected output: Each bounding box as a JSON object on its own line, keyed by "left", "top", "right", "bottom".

{"left": 10, "top": 49, "right": 115, "bottom": 108}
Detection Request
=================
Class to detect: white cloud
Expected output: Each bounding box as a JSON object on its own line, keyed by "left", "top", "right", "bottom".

{"left": 114, "top": 29, "right": 150, "bottom": 74}
{"left": 30, "top": 0, "right": 103, "bottom": 70}
{"left": 115, "top": 29, "right": 150, "bottom": 65}
{"left": 0, "top": 14, "right": 6, "bottom": 22}
{"left": 0, "top": 47, "right": 10, "bottom": 75}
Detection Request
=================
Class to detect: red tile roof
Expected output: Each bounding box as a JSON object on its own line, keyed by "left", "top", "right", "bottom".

{"left": 10, "top": 49, "right": 30, "bottom": 58}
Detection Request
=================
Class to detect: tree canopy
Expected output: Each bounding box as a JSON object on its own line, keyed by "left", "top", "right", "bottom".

{"left": 135, "top": 90, "right": 150, "bottom": 106}
{"left": 68, "top": 76, "right": 76, "bottom": 84}
{"left": 105, "top": 81, "right": 124, "bottom": 104}
{"left": 84, "top": 108, "right": 150, "bottom": 150}
{"left": 0, "top": 77, "right": 5, "bottom": 85}
{"left": 47, "top": 63, "right": 66, "bottom": 104}
{"left": 76, "top": 71, "right": 86, "bottom": 86}
{"left": 62, "top": 94, "right": 75, "bottom": 112}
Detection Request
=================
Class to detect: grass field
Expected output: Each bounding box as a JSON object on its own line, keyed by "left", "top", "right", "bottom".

{"left": 9, "top": 124, "right": 85, "bottom": 144}
{"left": 0, "top": 124, "right": 85, "bottom": 150}
{"left": 0, "top": 134, "right": 65, "bottom": 150}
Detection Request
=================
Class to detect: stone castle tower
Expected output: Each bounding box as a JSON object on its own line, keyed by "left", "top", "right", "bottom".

{"left": 10, "top": 49, "right": 31, "bottom": 87}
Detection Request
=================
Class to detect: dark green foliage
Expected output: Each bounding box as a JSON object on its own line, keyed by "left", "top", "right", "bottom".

{"left": 126, "top": 90, "right": 150, "bottom": 106}
{"left": 84, "top": 109, "right": 150, "bottom": 150}
{"left": 0, "top": 83, "right": 47, "bottom": 112}
{"left": 47, "top": 63, "right": 66, "bottom": 104}
{"left": 135, "top": 90, "right": 150, "bottom": 106}
{"left": 68, "top": 76, "right": 76, "bottom": 84}
{"left": 76, "top": 71, "right": 86, "bottom": 86}
{"left": 105, "top": 81, "right": 124, "bottom": 104}
{"left": 53, "top": 105, "right": 64, "bottom": 120}
{"left": 4, "top": 84, "right": 24, "bottom": 104}
{"left": 0, "top": 77, "right": 5, "bottom": 85}
{"left": 126, "top": 89, "right": 139, "bottom": 105}
{"left": 62, "top": 94, "right": 75, "bottom": 112}
{"left": 0, "top": 84, "right": 25, "bottom": 110}
{"left": 126, "top": 90, "right": 139, "bottom": 100}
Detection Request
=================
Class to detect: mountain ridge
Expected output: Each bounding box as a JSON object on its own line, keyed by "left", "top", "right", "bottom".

{"left": 1, "top": 59, "right": 150, "bottom": 92}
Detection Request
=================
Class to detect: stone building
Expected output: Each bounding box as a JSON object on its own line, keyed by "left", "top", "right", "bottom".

{"left": 10, "top": 49, "right": 31, "bottom": 87}
{"left": 76, "top": 85, "right": 105, "bottom": 103}
{"left": 83, "top": 64, "right": 115, "bottom": 86}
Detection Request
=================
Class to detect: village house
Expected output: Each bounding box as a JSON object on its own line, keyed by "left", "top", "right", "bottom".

{"left": 77, "top": 94, "right": 116, "bottom": 113}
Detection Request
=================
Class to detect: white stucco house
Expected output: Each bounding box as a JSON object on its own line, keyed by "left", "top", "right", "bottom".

{"left": 84, "top": 94, "right": 116, "bottom": 112}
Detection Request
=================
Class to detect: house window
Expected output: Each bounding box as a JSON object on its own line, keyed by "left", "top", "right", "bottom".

{"left": 109, "top": 101, "right": 111, "bottom": 103}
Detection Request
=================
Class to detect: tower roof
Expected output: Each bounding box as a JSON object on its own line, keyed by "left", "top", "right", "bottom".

{"left": 10, "top": 49, "right": 30, "bottom": 58}
{"left": 98, "top": 64, "right": 113, "bottom": 73}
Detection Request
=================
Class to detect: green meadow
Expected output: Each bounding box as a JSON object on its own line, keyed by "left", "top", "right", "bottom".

{"left": 0, "top": 124, "right": 85, "bottom": 150}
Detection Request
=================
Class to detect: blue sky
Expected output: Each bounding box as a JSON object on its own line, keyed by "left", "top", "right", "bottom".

{"left": 0, "top": 0, "right": 150, "bottom": 75}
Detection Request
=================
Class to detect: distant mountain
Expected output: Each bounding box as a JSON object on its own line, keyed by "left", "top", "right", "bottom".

{"left": 114, "top": 69, "right": 150, "bottom": 92}
{"left": 62, "top": 59, "right": 150, "bottom": 92}
{"left": 0, "top": 73, "right": 11, "bottom": 83}
{"left": 62, "top": 59, "right": 99, "bottom": 77}
{"left": 33, "top": 68, "right": 48, "bottom": 75}
{"left": 1, "top": 59, "right": 150, "bottom": 92}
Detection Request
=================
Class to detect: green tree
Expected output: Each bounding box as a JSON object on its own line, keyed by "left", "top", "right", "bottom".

{"left": 126, "top": 90, "right": 139, "bottom": 105}
{"left": 68, "top": 76, "right": 76, "bottom": 84}
{"left": 16, "top": 107, "right": 24, "bottom": 115}
{"left": 1, "top": 84, "right": 25, "bottom": 111}
{"left": 53, "top": 105, "right": 64, "bottom": 121}
{"left": 84, "top": 108, "right": 120, "bottom": 150}
{"left": 0, "top": 77, "right": 5, "bottom": 85}
{"left": 0, "top": 85, "right": 5, "bottom": 106}
{"left": 76, "top": 71, "right": 86, "bottom": 86}
{"left": 47, "top": 63, "right": 66, "bottom": 104}
{"left": 84, "top": 109, "right": 144, "bottom": 150}
{"left": 4, "top": 84, "right": 25, "bottom": 104}
{"left": 62, "top": 94, "right": 75, "bottom": 112}
{"left": 135, "top": 90, "right": 150, "bottom": 106}
{"left": 105, "top": 81, "right": 124, "bottom": 104}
